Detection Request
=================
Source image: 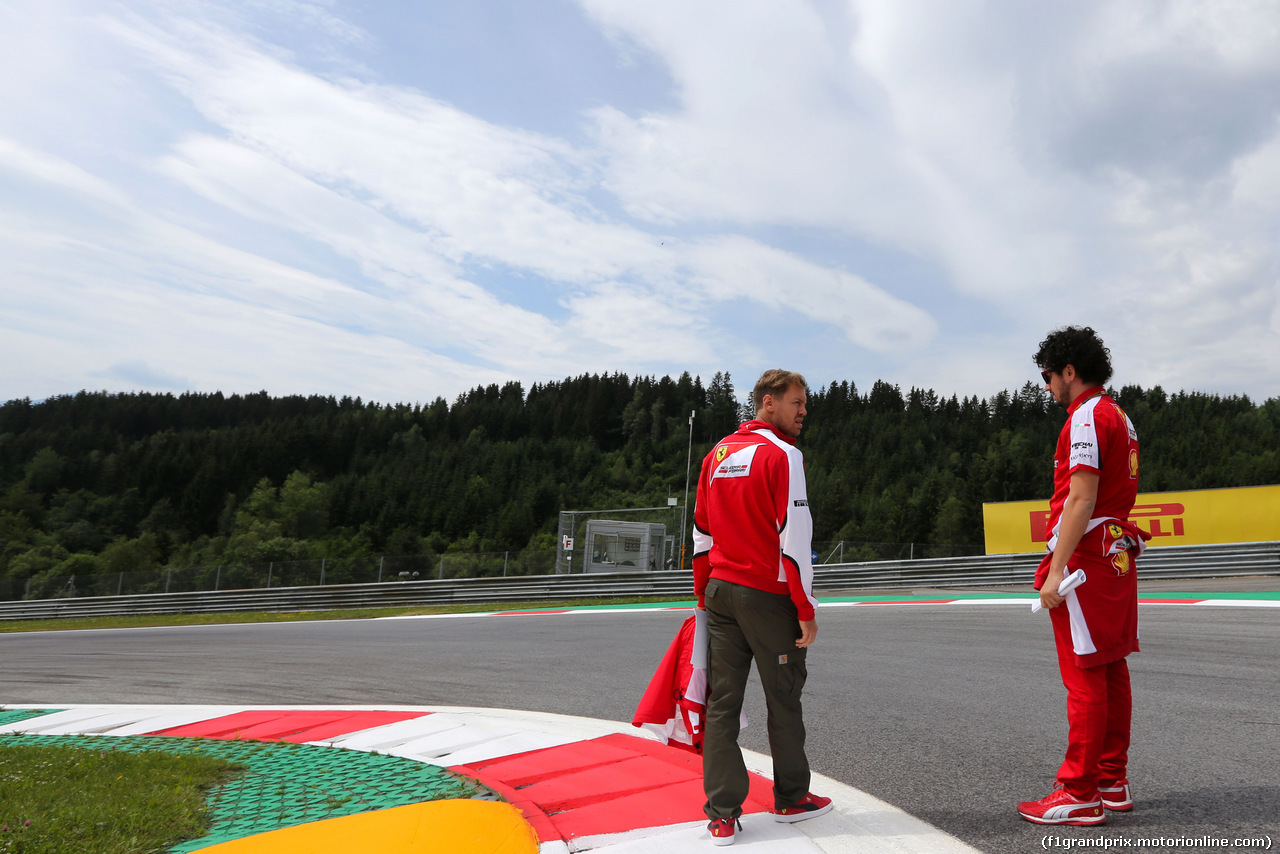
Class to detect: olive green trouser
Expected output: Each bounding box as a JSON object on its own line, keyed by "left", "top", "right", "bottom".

{"left": 702, "top": 578, "right": 810, "bottom": 819}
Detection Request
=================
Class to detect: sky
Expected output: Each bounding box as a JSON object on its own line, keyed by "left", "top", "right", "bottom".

{"left": 2, "top": 0, "right": 1279, "bottom": 408}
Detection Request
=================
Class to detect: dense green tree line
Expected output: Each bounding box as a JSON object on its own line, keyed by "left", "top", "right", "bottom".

{"left": 1, "top": 373, "right": 1276, "bottom": 596}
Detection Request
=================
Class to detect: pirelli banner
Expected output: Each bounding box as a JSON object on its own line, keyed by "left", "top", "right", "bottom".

{"left": 982, "top": 484, "right": 1280, "bottom": 555}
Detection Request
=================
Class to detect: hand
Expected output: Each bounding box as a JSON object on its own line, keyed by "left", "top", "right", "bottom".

{"left": 1039, "top": 566, "right": 1066, "bottom": 610}
{"left": 796, "top": 619, "right": 817, "bottom": 648}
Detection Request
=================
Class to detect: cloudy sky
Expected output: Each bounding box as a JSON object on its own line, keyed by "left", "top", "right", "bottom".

{"left": 3, "top": 0, "right": 1279, "bottom": 407}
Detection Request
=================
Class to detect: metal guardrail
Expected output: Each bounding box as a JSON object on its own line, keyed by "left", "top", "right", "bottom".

{"left": 0, "top": 542, "right": 1275, "bottom": 622}
{"left": 810, "top": 541, "right": 1280, "bottom": 591}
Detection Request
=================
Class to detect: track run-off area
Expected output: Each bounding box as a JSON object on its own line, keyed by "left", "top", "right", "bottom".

{"left": 2, "top": 583, "right": 1277, "bottom": 853}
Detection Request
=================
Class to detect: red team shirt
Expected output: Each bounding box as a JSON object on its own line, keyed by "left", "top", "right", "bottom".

{"left": 692, "top": 420, "right": 817, "bottom": 622}
{"left": 1039, "top": 386, "right": 1148, "bottom": 666}
{"left": 1045, "top": 387, "right": 1141, "bottom": 551}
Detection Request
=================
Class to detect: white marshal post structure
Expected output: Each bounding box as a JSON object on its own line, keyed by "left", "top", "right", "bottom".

{"left": 556, "top": 506, "right": 683, "bottom": 574}
{"left": 680, "top": 409, "right": 695, "bottom": 571}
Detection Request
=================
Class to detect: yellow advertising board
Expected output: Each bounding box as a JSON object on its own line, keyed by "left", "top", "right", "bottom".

{"left": 982, "top": 484, "right": 1280, "bottom": 555}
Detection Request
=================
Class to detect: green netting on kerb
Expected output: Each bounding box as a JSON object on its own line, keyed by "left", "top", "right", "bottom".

{"left": 0, "top": 734, "right": 498, "bottom": 852}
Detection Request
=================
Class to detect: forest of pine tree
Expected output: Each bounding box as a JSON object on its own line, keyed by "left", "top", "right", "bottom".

{"left": 1, "top": 372, "right": 1277, "bottom": 597}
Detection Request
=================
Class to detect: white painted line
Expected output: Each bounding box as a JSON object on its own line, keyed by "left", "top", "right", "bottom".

{"left": 794, "top": 772, "right": 982, "bottom": 854}
{"left": 384, "top": 723, "right": 516, "bottom": 759}
{"left": 572, "top": 814, "right": 823, "bottom": 853}
{"left": 106, "top": 710, "right": 235, "bottom": 736}
{"left": 0, "top": 707, "right": 128, "bottom": 735}
{"left": 318, "top": 715, "right": 461, "bottom": 752}
{"left": 440, "top": 732, "right": 580, "bottom": 766}
{"left": 739, "top": 752, "right": 982, "bottom": 854}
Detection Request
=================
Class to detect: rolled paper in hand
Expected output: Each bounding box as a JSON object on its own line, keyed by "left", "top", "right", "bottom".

{"left": 1031, "top": 568, "right": 1087, "bottom": 613}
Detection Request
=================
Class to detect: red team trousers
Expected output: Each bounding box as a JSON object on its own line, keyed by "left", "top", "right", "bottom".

{"left": 1050, "top": 607, "right": 1132, "bottom": 796}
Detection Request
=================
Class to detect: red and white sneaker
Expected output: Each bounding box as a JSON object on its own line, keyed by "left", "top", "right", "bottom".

{"left": 1099, "top": 780, "right": 1133, "bottom": 811}
{"left": 774, "top": 792, "right": 833, "bottom": 823}
{"left": 1017, "top": 786, "right": 1105, "bottom": 825}
{"left": 708, "top": 817, "right": 739, "bottom": 846}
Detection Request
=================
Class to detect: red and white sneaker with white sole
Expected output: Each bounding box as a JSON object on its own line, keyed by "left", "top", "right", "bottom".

{"left": 1017, "top": 786, "right": 1106, "bottom": 825}
{"left": 1099, "top": 780, "right": 1133, "bottom": 811}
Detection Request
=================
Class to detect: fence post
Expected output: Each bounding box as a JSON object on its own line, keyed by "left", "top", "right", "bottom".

{"left": 439, "top": 554, "right": 445, "bottom": 580}
{"left": 504, "top": 551, "right": 509, "bottom": 577}
{"left": 215, "top": 565, "right": 221, "bottom": 591}
{"left": 320, "top": 558, "right": 326, "bottom": 586}
{"left": 267, "top": 562, "right": 273, "bottom": 588}
{"left": 165, "top": 568, "right": 171, "bottom": 594}
{"left": 378, "top": 556, "right": 384, "bottom": 583}
{"left": 118, "top": 572, "right": 124, "bottom": 596}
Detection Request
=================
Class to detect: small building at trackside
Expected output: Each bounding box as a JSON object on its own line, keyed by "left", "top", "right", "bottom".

{"left": 582, "top": 520, "right": 669, "bottom": 572}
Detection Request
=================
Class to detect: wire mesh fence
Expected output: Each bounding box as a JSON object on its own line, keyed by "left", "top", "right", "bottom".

{"left": 2, "top": 550, "right": 561, "bottom": 602}
{"left": 813, "top": 541, "right": 987, "bottom": 564}
{"left": 2, "top": 539, "right": 989, "bottom": 602}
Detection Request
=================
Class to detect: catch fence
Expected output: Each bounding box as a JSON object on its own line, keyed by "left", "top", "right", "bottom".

{"left": 1, "top": 539, "right": 998, "bottom": 602}
{"left": 2, "top": 551, "right": 558, "bottom": 602}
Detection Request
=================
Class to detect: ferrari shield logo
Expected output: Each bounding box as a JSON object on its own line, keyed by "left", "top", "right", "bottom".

{"left": 715, "top": 445, "right": 729, "bottom": 463}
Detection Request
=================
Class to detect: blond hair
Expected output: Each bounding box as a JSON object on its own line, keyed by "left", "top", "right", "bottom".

{"left": 752, "top": 369, "right": 807, "bottom": 412}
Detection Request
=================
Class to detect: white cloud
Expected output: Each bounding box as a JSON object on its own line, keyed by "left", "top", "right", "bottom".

{"left": 680, "top": 236, "right": 936, "bottom": 353}
{"left": 576, "top": 0, "right": 1280, "bottom": 398}
{"left": 111, "top": 14, "right": 664, "bottom": 283}
{"left": 2, "top": 0, "right": 1279, "bottom": 404}
{"left": 110, "top": 7, "right": 936, "bottom": 370}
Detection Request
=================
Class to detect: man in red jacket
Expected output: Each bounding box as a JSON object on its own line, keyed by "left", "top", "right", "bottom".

{"left": 693, "top": 369, "right": 832, "bottom": 846}
{"left": 1018, "top": 327, "right": 1148, "bottom": 827}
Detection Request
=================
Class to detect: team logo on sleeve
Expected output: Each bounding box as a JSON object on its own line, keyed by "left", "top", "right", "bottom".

{"left": 1129, "top": 449, "right": 1139, "bottom": 479}
{"left": 1107, "top": 523, "right": 1124, "bottom": 540}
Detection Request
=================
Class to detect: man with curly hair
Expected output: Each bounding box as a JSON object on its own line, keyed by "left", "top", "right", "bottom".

{"left": 1018, "top": 326, "right": 1150, "bottom": 826}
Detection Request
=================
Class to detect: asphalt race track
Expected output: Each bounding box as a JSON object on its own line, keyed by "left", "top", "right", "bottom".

{"left": 2, "top": 603, "right": 1277, "bottom": 853}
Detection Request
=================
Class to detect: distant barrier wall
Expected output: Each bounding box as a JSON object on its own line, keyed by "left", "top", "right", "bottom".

{"left": 0, "top": 551, "right": 559, "bottom": 603}
{"left": 1, "top": 539, "right": 982, "bottom": 603}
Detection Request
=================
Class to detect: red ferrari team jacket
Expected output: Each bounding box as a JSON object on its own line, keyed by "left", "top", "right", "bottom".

{"left": 1036, "top": 387, "right": 1150, "bottom": 667}
{"left": 692, "top": 420, "right": 818, "bottom": 621}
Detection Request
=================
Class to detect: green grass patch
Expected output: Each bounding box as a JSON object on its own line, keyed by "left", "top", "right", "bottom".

{"left": 0, "top": 596, "right": 691, "bottom": 634}
{"left": 0, "top": 741, "right": 241, "bottom": 854}
{"left": 0, "top": 735, "right": 495, "bottom": 853}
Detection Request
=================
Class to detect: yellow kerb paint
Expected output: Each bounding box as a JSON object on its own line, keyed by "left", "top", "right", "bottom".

{"left": 195, "top": 799, "right": 538, "bottom": 854}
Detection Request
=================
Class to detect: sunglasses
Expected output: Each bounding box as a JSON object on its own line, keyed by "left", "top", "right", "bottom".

{"left": 1040, "top": 370, "right": 1054, "bottom": 385}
